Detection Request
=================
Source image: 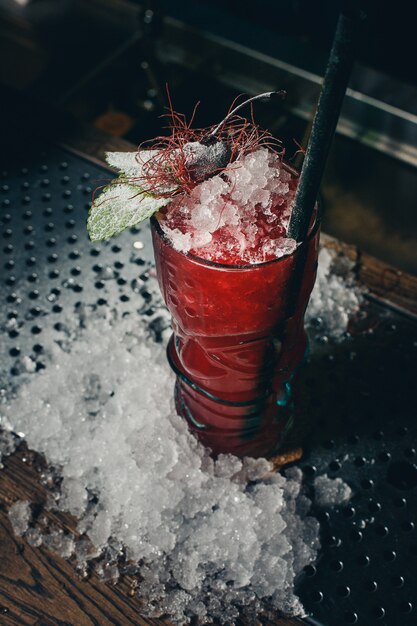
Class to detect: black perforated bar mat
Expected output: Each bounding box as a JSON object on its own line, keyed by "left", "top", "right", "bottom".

{"left": 1, "top": 143, "right": 416, "bottom": 626}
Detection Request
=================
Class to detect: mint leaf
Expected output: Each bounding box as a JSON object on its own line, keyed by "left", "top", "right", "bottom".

{"left": 87, "top": 182, "right": 169, "bottom": 242}
{"left": 105, "top": 150, "right": 159, "bottom": 177}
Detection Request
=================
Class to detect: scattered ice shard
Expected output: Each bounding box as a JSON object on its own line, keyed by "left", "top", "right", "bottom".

{"left": 8, "top": 500, "right": 32, "bottom": 536}
{"left": 314, "top": 474, "right": 352, "bottom": 507}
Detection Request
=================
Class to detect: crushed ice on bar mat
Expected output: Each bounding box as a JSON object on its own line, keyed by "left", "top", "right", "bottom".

{"left": 314, "top": 475, "right": 353, "bottom": 507}
{"left": 306, "top": 248, "right": 362, "bottom": 340}
{"left": 158, "top": 148, "right": 298, "bottom": 264}
{"left": 0, "top": 244, "right": 361, "bottom": 625}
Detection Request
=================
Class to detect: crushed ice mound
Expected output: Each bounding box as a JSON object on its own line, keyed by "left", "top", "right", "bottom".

{"left": 2, "top": 310, "right": 320, "bottom": 624}
{"left": 306, "top": 247, "right": 362, "bottom": 340}
{"left": 158, "top": 148, "right": 298, "bottom": 264}
{"left": 0, "top": 239, "right": 363, "bottom": 623}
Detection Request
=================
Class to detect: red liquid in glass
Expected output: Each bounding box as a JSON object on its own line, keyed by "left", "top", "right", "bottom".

{"left": 151, "top": 210, "right": 319, "bottom": 458}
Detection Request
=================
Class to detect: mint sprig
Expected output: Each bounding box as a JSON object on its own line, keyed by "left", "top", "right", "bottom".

{"left": 87, "top": 151, "right": 171, "bottom": 242}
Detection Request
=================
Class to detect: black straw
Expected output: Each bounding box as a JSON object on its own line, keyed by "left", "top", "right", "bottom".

{"left": 287, "top": 3, "right": 361, "bottom": 241}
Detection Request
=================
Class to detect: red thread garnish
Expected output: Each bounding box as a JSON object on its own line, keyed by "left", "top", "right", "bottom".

{"left": 118, "top": 90, "right": 284, "bottom": 200}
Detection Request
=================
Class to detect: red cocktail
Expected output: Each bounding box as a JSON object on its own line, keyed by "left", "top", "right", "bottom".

{"left": 86, "top": 90, "right": 321, "bottom": 458}
{"left": 86, "top": 67, "right": 349, "bottom": 460}
{"left": 85, "top": 81, "right": 347, "bottom": 457}
{"left": 151, "top": 201, "right": 319, "bottom": 458}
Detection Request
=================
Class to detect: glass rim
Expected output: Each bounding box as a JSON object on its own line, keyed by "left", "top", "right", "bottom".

{"left": 150, "top": 202, "right": 320, "bottom": 270}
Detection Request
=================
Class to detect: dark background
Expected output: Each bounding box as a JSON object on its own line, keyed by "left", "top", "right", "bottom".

{"left": 1, "top": 0, "right": 416, "bottom": 274}
{"left": 2, "top": 0, "right": 416, "bottom": 88}
{"left": 160, "top": 0, "right": 417, "bottom": 87}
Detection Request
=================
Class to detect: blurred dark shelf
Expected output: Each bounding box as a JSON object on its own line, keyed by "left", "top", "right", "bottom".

{"left": 1, "top": 0, "right": 417, "bottom": 275}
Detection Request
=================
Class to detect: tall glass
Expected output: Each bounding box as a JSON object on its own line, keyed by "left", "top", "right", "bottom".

{"left": 151, "top": 208, "right": 319, "bottom": 458}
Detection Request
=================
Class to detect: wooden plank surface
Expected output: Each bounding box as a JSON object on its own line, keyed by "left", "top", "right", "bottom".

{"left": 0, "top": 450, "right": 168, "bottom": 626}
{"left": 321, "top": 232, "right": 417, "bottom": 316}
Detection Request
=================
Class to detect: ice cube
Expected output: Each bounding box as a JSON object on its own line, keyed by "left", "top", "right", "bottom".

{"left": 314, "top": 474, "right": 352, "bottom": 507}
{"left": 8, "top": 500, "right": 32, "bottom": 536}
